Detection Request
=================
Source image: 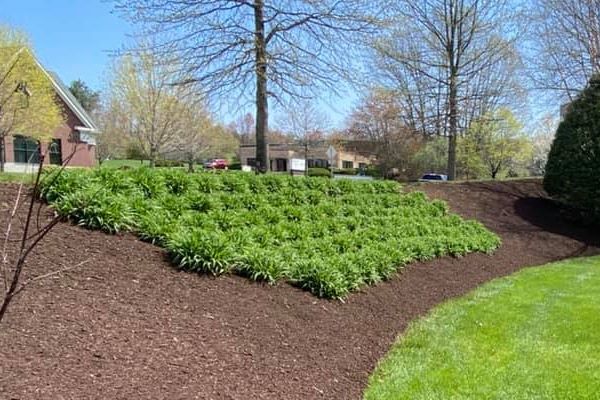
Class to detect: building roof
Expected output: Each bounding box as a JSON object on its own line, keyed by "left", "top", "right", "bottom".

{"left": 25, "top": 48, "right": 99, "bottom": 133}
{"left": 44, "top": 70, "right": 99, "bottom": 132}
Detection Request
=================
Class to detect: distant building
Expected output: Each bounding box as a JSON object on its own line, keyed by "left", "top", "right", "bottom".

{"left": 239, "top": 140, "right": 376, "bottom": 172}
{"left": 2, "top": 49, "right": 98, "bottom": 172}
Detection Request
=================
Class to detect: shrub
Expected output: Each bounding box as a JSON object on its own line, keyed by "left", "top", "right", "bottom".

{"left": 308, "top": 167, "right": 332, "bottom": 178}
{"left": 40, "top": 168, "right": 500, "bottom": 298}
{"left": 544, "top": 75, "right": 600, "bottom": 221}
{"left": 333, "top": 168, "right": 358, "bottom": 175}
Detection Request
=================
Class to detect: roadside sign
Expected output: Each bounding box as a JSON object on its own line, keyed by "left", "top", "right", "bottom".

{"left": 326, "top": 145, "right": 337, "bottom": 161}
{"left": 291, "top": 158, "right": 306, "bottom": 171}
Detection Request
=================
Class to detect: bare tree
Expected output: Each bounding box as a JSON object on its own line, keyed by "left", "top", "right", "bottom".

{"left": 0, "top": 146, "right": 88, "bottom": 325}
{"left": 372, "top": 0, "right": 523, "bottom": 180}
{"left": 276, "top": 100, "right": 330, "bottom": 173}
{"left": 169, "top": 105, "right": 239, "bottom": 172}
{"left": 345, "top": 88, "right": 423, "bottom": 178}
{"left": 528, "top": 0, "right": 600, "bottom": 101}
{"left": 113, "top": 0, "right": 379, "bottom": 172}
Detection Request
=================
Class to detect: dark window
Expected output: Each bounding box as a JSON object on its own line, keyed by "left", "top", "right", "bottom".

{"left": 13, "top": 135, "right": 40, "bottom": 164}
{"left": 342, "top": 160, "right": 354, "bottom": 169}
{"left": 359, "top": 163, "right": 367, "bottom": 169}
{"left": 275, "top": 158, "right": 287, "bottom": 171}
{"left": 312, "top": 159, "right": 328, "bottom": 168}
{"left": 49, "top": 139, "right": 62, "bottom": 165}
{"left": 422, "top": 174, "right": 443, "bottom": 180}
{"left": 246, "top": 158, "right": 256, "bottom": 167}
{"left": 307, "top": 159, "right": 315, "bottom": 168}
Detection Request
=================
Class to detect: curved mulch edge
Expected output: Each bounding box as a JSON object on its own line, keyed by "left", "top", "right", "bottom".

{"left": 0, "top": 179, "right": 598, "bottom": 399}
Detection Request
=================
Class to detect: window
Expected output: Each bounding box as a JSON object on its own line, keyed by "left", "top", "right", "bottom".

{"left": 310, "top": 159, "right": 328, "bottom": 168}
{"left": 49, "top": 139, "right": 62, "bottom": 165}
{"left": 342, "top": 160, "right": 354, "bottom": 169}
{"left": 275, "top": 158, "right": 287, "bottom": 171}
{"left": 246, "top": 158, "right": 256, "bottom": 167}
{"left": 13, "top": 135, "right": 40, "bottom": 164}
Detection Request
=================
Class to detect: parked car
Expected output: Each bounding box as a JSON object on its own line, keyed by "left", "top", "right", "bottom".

{"left": 418, "top": 173, "right": 448, "bottom": 182}
{"left": 203, "top": 159, "right": 229, "bottom": 170}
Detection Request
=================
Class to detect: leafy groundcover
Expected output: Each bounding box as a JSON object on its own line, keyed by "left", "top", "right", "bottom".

{"left": 39, "top": 168, "right": 500, "bottom": 298}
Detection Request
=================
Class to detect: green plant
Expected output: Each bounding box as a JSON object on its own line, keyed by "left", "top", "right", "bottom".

{"left": 307, "top": 167, "right": 332, "bottom": 178}
{"left": 39, "top": 168, "right": 500, "bottom": 298}
{"left": 544, "top": 75, "right": 600, "bottom": 221}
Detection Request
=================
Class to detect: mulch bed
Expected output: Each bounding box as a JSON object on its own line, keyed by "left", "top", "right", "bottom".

{"left": 0, "top": 180, "right": 598, "bottom": 399}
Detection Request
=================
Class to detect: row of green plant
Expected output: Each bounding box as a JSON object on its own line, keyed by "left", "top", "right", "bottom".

{"left": 39, "top": 168, "right": 500, "bottom": 298}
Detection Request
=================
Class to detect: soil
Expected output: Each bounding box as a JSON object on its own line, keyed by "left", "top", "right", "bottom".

{"left": 0, "top": 179, "right": 598, "bottom": 400}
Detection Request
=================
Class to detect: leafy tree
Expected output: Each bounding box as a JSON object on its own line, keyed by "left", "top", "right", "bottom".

{"left": 68, "top": 79, "right": 100, "bottom": 113}
{"left": 544, "top": 75, "right": 600, "bottom": 220}
{"left": 0, "top": 26, "right": 64, "bottom": 171}
{"left": 459, "top": 109, "right": 532, "bottom": 180}
{"left": 106, "top": 48, "right": 198, "bottom": 167}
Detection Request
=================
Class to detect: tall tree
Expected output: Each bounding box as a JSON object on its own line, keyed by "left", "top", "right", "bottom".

{"left": 0, "top": 27, "right": 64, "bottom": 172}
{"left": 113, "top": 0, "right": 378, "bottom": 172}
{"left": 68, "top": 79, "right": 100, "bottom": 113}
{"left": 106, "top": 49, "right": 199, "bottom": 167}
{"left": 459, "top": 108, "right": 532, "bottom": 179}
{"left": 528, "top": 0, "right": 600, "bottom": 101}
{"left": 276, "top": 100, "right": 329, "bottom": 173}
{"left": 346, "top": 88, "right": 423, "bottom": 178}
{"left": 373, "top": 0, "right": 522, "bottom": 180}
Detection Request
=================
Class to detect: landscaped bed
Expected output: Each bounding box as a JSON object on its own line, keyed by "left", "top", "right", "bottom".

{"left": 365, "top": 256, "right": 600, "bottom": 399}
{"left": 39, "top": 168, "right": 500, "bottom": 298}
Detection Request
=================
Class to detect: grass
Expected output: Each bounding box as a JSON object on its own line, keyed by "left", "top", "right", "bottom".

{"left": 100, "top": 159, "right": 150, "bottom": 168}
{"left": 0, "top": 172, "right": 36, "bottom": 183}
{"left": 365, "top": 256, "right": 600, "bottom": 399}
{"left": 39, "top": 168, "right": 500, "bottom": 298}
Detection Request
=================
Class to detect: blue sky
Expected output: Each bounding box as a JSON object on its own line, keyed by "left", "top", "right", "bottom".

{"left": 0, "top": 0, "right": 354, "bottom": 126}
{"left": 1, "top": 0, "right": 130, "bottom": 91}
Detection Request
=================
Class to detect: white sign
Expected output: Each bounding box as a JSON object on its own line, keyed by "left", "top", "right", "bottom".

{"left": 326, "top": 145, "right": 337, "bottom": 160}
{"left": 291, "top": 158, "right": 306, "bottom": 171}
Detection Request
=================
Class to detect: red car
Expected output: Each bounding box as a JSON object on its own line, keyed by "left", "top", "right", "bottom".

{"left": 203, "top": 159, "right": 229, "bottom": 170}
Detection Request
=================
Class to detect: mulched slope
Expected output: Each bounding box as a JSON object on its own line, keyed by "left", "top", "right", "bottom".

{"left": 1, "top": 180, "right": 598, "bottom": 400}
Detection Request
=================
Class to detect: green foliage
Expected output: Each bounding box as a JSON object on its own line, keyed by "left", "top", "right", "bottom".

{"left": 544, "top": 76, "right": 600, "bottom": 221}
{"left": 459, "top": 109, "right": 533, "bottom": 180}
{"left": 154, "top": 159, "right": 185, "bottom": 168}
{"left": 333, "top": 168, "right": 358, "bottom": 175}
{"left": 365, "top": 256, "right": 600, "bottom": 399}
{"left": 307, "top": 167, "right": 332, "bottom": 178}
{"left": 40, "top": 168, "right": 500, "bottom": 298}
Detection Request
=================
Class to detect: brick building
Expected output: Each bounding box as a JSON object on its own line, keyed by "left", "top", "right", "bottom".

{"left": 2, "top": 56, "right": 98, "bottom": 172}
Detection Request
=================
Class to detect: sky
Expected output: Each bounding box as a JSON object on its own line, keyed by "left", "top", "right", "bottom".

{"left": 1, "top": 0, "right": 130, "bottom": 91}
{"left": 0, "top": 1, "right": 354, "bottom": 127}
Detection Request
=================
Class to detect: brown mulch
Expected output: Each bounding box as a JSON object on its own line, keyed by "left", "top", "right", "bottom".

{"left": 1, "top": 179, "right": 599, "bottom": 400}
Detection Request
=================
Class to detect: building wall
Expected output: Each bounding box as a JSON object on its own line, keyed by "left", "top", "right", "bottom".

{"left": 3, "top": 95, "right": 96, "bottom": 167}
{"left": 240, "top": 143, "right": 375, "bottom": 171}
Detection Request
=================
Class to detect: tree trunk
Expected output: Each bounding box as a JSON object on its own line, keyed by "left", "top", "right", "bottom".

{"left": 254, "top": 0, "right": 269, "bottom": 173}
{"left": 0, "top": 135, "right": 5, "bottom": 173}
{"left": 447, "top": 71, "right": 458, "bottom": 181}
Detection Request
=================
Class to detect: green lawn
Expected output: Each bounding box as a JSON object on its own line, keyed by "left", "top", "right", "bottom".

{"left": 100, "top": 159, "right": 150, "bottom": 168}
{"left": 365, "top": 256, "right": 600, "bottom": 399}
{"left": 0, "top": 172, "right": 35, "bottom": 183}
